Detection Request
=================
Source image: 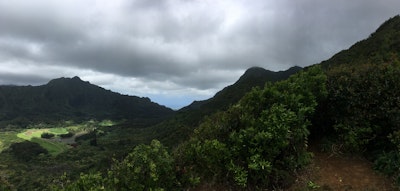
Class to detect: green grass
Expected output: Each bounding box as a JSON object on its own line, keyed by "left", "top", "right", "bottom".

{"left": 3, "top": 120, "right": 116, "bottom": 155}
{"left": 65, "top": 124, "right": 87, "bottom": 133}
{"left": 16, "top": 128, "right": 71, "bottom": 156}
{"left": 99, "top": 120, "right": 115, "bottom": 127}
{"left": 49, "top": 127, "right": 68, "bottom": 134}
{"left": 30, "top": 137, "right": 70, "bottom": 156}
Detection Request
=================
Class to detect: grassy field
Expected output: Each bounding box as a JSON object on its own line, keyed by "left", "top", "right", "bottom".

{"left": 1, "top": 120, "right": 116, "bottom": 156}
{"left": 49, "top": 127, "right": 69, "bottom": 134}
{"left": 31, "top": 137, "right": 70, "bottom": 156}
{"left": 16, "top": 128, "right": 72, "bottom": 156}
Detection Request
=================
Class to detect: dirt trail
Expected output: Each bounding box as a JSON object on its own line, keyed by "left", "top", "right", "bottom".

{"left": 308, "top": 151, "right": 396, "bottom": 191}
{"left": 192, "top": 149, "right": 397, "bottom": 191}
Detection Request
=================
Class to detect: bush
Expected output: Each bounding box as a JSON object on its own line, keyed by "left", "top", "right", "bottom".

{"left": 175, "top": 66, "right": 327, "bottom": 189}
{"left": 59, "top": 132, "right": 74, "bottom": 138}
{"left": 41, "top": 132, "right": 55, "bottom": 139}
{"left": 325, "top": 62, "right": 400, "bottom": 152}
{"left": 0, "top": 176, "right": 14, "bottom": 191}
{"left": 56, "top": 140, "right": 178, "bottom": 191}
{"left": 8, "top": 141, "right": 48, "bottom": 161}
{"left": 107, "top": 140, "right": 177, "bottom": 190}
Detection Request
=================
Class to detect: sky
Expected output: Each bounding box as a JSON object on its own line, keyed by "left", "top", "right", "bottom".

{"left": 0, "top": 0, "right": 399, "bottom": 109}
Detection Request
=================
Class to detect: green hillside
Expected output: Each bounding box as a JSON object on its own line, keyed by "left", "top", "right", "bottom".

{"left": 1, "top": 15, "right": 400, "bottom": 191}
{"left": 53, "top": 15, "right": 400, "bottom": 190}
{"left": 151, "top": 66, "right": 302, "bottom": 147}
{"left": 0, "top": 76, "right": 174, "bottom": 127}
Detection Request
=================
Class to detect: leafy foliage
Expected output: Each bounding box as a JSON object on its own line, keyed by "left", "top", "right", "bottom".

{"left": 41, "top": 132, "right": 55, "bottom": 139}
{"left": 59, "top": 132, "right": 74, "bottom": 138}
{"left": 175, "top": 66, "right": 327, "bottom": 189}
{"left": 107, "top": 140, "right": 177, "bottom": 190}
{"left": 0, "top": 76, "right": 174, "bottom": 127}
{"left": 151, "top": 66, "right": 302, "bottom": 148}
{"left": 314, "top": 15, "right": 400, "bottom": 186}
{"left": 6, "top": 141, "right": 48, "bottom": 161}
{"left": 0, "top": 176, "right": 14, "bottom": 191}
{"left": 324, "top": 62, "right": 400, "bottom": 152}
{"left": 3, "top": 16, "right": 400, "bottom": 190}
{"left": 56, "top": 140, "right": 177, "bottom": 191}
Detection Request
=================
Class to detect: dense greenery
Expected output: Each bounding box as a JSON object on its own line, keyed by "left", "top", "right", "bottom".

{"left": 54, "top": 140, "right": 177, "bottom": 191}
{"left": 321, "top": 54, "right": 400, "bottom": 186}
{"left": 6, "top": 141, "right": 48, "bottom": 161}
{"left": 315, "top": 15, "right": 400, "bottom": 185}
{"left": 0, "top": 76, "right": 174, "bottom": 127}
{"left": 41, "top": 132, "right": 55, "bottom": 139}
{"left": 51, "top": 66, "right": 326, "bottom": 190}
{"left": 150, "top": 66, "right": 302, "bottom": 147}
{"left": 175, "top": 66, "right": 327, "bottom": 189}
{"left": 324, "top": 63, "right": 400, "bottom": 151}
{"left": 1, "top": 15, "right": 400, "bottom": 191}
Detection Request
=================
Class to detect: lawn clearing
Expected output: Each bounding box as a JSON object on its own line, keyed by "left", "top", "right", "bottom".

{"left": 17, "top": 128, "right": 72, "bottom": 156}
{"left": 49, "top": 128, "right": 68, "bottom": 134}
{"left": 30, "top": 137, "right": 70, "bottom": 156}
{"left": 17, "top": 129, "right": 48, "bottom": 140}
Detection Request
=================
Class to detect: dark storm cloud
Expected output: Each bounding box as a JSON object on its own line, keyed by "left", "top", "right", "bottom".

{"left": 0, "top": 0, "right": 399, "bottom": 109}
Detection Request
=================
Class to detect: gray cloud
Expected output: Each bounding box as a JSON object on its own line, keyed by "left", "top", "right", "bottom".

{"left": 0, "top": 0, "right": 399, "bottom": 109}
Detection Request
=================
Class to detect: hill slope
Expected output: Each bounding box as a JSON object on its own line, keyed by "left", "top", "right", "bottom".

{"left": 152, "top": 66, "right": 302, "bottom": 146}
{"left": 0, "top": 76, "right": 174, "bottom": 127}
{"left": 320, "top": 15, "right": 400, "bottom": 69}
{"left": 181, "top": 66, "right": 302, "bottom": 112}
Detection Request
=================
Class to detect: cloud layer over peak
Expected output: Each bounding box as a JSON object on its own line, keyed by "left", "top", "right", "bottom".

{"left": 0, "top": 0, "right": 399, "bottom": 109}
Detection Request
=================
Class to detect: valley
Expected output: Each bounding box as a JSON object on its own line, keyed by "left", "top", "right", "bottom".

{"left": 0, "top": 15, "right": 400, "bottom": 191}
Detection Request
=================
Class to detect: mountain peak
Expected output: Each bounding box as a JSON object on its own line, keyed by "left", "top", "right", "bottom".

{"left": 237, "top": 66, "right": 302, "bottom": 85}
{"left": 0, "top": 76, "right": 174, "bottom": 126}
{"left": 72, "top": 76, "right": 82, "bottom": 81}
{"left": 46, "top": 76, "right": 87, "bottom": 86}
{"left": 242, "top": 67, "right": 268, "bottom": 77}
{"left": 180, "top": 66, "right": 301, "bottom": 112}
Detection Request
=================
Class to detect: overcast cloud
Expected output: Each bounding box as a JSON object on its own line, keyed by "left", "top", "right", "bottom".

{"left": 0, "top": 0, "right": 399, "bottom": 109}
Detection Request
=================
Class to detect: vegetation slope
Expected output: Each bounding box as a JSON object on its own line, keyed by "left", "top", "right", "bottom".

{"left": 150, "top": 66, "right": 302, "bottom": 147}
{"left": 1, "top": 15, "right": 400, "bottom": 191}
{"left": 0, "top": 76, "right": 174, "bottom": 127}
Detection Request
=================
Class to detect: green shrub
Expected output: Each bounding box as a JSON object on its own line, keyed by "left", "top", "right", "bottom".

{"left": 0, "top": 176, "right": 14, "bottom": 191}
{"left": 59, "top": 132, "right": 74, "bottom": 138}
{"left": 8, "top": 141, "right": 48, "bottom": 161}
{"left": 176, "top": 66, "right": 327, "bottom": 189}
{"left": 107, "top": 140, "right": 177, "bottom": 190}
{"left": 41, "top": 132, "right": 55, "bottom": 139}
{"left": 55, "top": 140, "right": 177, "bottom": 191}
{"left": 325, "top": 62, "right": 400, "bottom": 152}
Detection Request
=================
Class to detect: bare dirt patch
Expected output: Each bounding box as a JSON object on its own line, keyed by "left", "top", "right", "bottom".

{"left": 290, "top": 148, "right": 397, "bottom": 191}
{"left": 312, "top": 151, "right": 395, "bottom": 190}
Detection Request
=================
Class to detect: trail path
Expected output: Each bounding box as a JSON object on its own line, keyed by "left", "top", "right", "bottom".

{"left": 189, "top": 147, "right": 397, "bottom": 191}
{"left": 290, "top": 148, "right": 397, "bottom": 191}
{"left": 309, "top": 151, "right": 396, "bottom": 191}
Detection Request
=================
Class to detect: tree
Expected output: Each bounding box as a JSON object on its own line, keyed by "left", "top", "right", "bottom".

{"left": 55, "top": 140, "right": 177, "bottom": 191}
{"left": 8, "top": 141, "right": 48, "bottom": 161}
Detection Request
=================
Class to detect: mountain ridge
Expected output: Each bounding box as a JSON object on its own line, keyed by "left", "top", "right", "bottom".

{"left": 0, "top": 76, "right": 174, "bottom": 127}
{"left": 180, "top": 66, "right": 302, "bottom": 112}
{"left": 152, "top": 66, "right": 303, "bottom": 147}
